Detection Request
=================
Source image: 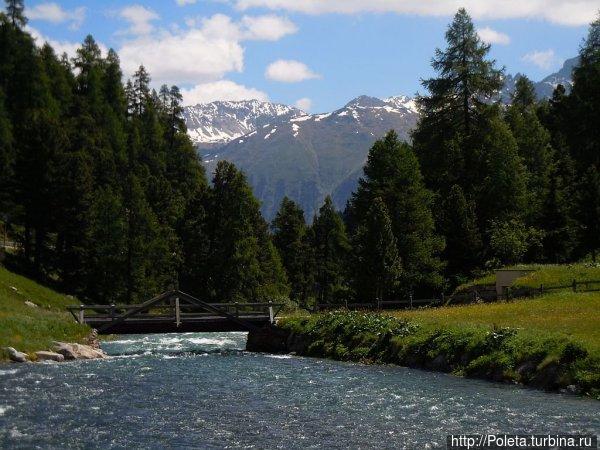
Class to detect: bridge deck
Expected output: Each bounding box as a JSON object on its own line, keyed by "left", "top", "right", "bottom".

{"left": 83, "top": 315, "right": 272, "bottom": 334}
{"left": 68, "top": 290, "right": 283, "bottom": 334}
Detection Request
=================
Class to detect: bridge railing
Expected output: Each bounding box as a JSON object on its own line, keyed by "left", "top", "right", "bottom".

{"left": 67, "top": 301, "right": 285, "bottom": 324}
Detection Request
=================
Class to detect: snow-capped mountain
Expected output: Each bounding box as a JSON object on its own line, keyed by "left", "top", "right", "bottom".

{"left": 181, "top": 58, "right": 576, "bottom": 220}
{"left": 501, "top": 57, "right": 578, "bottom": 103}
{"left": 183, "top": 99, "right": 303, "bottom": 149}
{"left": 199, "top": 95, "right": 420, "bottom": 220}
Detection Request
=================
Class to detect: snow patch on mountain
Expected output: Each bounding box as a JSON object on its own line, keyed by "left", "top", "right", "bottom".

{"left": 183, "top": 99, "right": 303, "bottom": 148}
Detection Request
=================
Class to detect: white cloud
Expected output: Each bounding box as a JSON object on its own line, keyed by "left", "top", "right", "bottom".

{"left": 522, "top": 49, "right": 556, "bottom": 69}
{"left": 234, "top": 0, "right": 598, "bottom": 26}
{"left": 176, "top": 0, "right": 198, "bottom": 5}
{"left": 478, "top": 27, "right": 510, "bottom": 45}
{"left": 27, "top": 27, "right": 107, "bottom": 59}
{"left": 119, "top": 5, "right": 160, "bottom": 35}
{"left": 118, "top": 13, "right": 297, "bottom": 86}
{"left": 181, "top": 80, "right": 268, "bottom": 105}
{"left": 188, "top": 13, "right": 297, "bottom": 41}
{"left": 27, "top": 2, "right": 85, "bottom": 30}
{"left": 295, "top": 97, "right": 312, "bottom": 111}
{"left": 241, "top": 15, "right": 298, "bottom": 40}
{"left": 265, "top": 59, "right": 320, "bottom": 83}
{"left": 119, "top": 28, "right": 244, "bottom": 85}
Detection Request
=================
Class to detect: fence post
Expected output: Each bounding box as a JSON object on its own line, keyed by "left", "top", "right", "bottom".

{"left": 234, "top": 301, "right": 239, "bottom": 317}
{"left": 376, "top": 297, "right": 381, "bottom": 311}
{"left": 572, "top": 279, "right": 577, "bottom": 292}
{"left": 409, "top": 292, "right": 413, "bottom": 309}
{"left": 441, "top": 292, "right": 445, "bottom": 304}
{"left": 268, "top": 300, "right": 274, "bottom": 324}
{"left": 539, "top": 284, "right": 543, "bottom": 296}
{"left": 78, "top": 306, "right": 85, "bottom": 324}
{"left": 110, "top": 304, "right": 116, "bottom": 321}
{"left": 175, "top": 297, "right": 181, "bottom": 327}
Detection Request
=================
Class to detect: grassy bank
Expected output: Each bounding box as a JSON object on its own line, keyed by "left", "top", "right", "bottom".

{"left": 456, "top": 263, "right": 600, "bottom": 293}
{"left": 278, "top": 294, "right": 600, "bottom": 399}
{"left": 0, "top": 266, "right": 89, "bottom": 361}
{"left": 392, "top": 291, "right": 600, "bottom": 352}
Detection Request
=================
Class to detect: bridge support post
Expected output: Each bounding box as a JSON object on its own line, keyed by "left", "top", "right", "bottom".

{"left": 268, "top": 301, "right": 274, "bottom": 324}
{"left": 78, "top": 306, "right": 85, "bottom": 324}
{"left": 175, "top": 297, "right": 181, "bottom": 327}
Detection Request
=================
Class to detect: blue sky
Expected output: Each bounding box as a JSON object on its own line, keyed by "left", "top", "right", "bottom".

{"left": 22, "top": 0, "right": 596, "bottom": 112}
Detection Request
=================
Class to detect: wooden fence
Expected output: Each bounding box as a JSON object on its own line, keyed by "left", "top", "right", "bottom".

{"left": 314, "top": 278, "right": 600, "bottom": 311}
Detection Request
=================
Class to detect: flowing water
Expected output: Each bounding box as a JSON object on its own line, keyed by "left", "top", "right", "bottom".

{"left": 0, "top": 332, "right": 599, "bottom": 449}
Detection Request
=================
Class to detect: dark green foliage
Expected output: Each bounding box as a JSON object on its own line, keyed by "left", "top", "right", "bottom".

{"left": 438, "top": 185, "right": 482, "bottom": 281}
{"left": 414, "top": 8, "right": 504, "bottom": 192}
{"left": 575, "top": 166, "right": 600, "bottom": 262}
{"left": 505, "top": 76, "right": 554, "bottom": 222}
{"left": 0, "top": 6, "right": 290, "bottom": 305}
{"left": 352, "top": 197, "right": 401, "bottom": 303}
{"left": 312, "top": 196, "right": 350, "bottom": 304}
{"left": 207, "top": 161, "right": 289, "bottom": 302}
{"left": 475, "top": 113, "right": 528, "bottom": 226}
{"left": 487, "top": 218, "right": 543, "bottom": 266}
{"left": 539, "top": 164, "right": 577, "bottom": 262}
{"left": 511, "top": 76, "right": 536, "bottom": 107}
{"left": 272, "top": 197, "right": 315, "bottom": 307}
{"left": 564, "top": 14, "right": 600, "bottom": 170}
{"left": 4, "top": 0, "right": 25, "bottom": 27}
{"left": 348, "top": 131, "right": 444, "bottom": 295}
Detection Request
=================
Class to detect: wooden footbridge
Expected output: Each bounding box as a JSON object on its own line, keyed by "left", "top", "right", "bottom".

{"left": 67, "top": 290, "right": 284, "bottom": 335}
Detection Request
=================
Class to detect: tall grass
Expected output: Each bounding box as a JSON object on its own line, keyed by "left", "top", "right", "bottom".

{"left": 0, "top": 266, "right": 89, "bottom": 360}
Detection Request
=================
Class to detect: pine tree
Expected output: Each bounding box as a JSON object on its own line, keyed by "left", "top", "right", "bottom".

{"left": 564, "top": 13, "right": 600, "bottom": 170}
{"left": 179, "top": 189, "right": 211, "bottom": 298}
{"left": 5, "top": 0, "right": 26, "bottom": 27}
{"left": 312, "top": 196, "right": 350, "bottom": 304}
{"left": 575, "top": 165, "right": 600, "bottom": 262}
{"left": 87, "top": 187, "right": 128, "bottom": 302}
{"left": 504, "top": 76, "right": 553, "bottom": 222}
{"left": 476, "top": 113, "right": 528, "bottom": 227}
{"left": 0, "top": 88, "right": 13, "bottom": 221}
{"left": 348, "top": 131, "right": 444, "bottom": 295}
{"left": 272, "top": 197, "right": 314, "bottom": 307}
{"left": 413, "top": 8, "right": 504, "bottom": 192}
{"left": 438, "top": 184, "right": 482, "bottom": 282}
{"left": 539, "top": 167, "right": 577, "bottom": 262}
{"left": 352, "top": 197, "right": 401, "bottom": 304}
{"left": 208, "top": 161, "right": 288, "bottom": 302}
{"left": 512, "top": 76, "right": 536, "bottom": 107}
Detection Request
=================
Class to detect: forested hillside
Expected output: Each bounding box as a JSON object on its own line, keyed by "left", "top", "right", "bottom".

{"left": 0, "top": 1, "right": 288, "bottom": 305}
{"left": 1, "top": 2, "right": 599, "bottom": 309}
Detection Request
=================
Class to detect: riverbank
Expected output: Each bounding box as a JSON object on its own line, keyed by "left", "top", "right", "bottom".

{"left": 249, "top": 295, "right": 600, "bottom": 399}
{"left": 0, "top": 267, "right": 90, "bottom": 362}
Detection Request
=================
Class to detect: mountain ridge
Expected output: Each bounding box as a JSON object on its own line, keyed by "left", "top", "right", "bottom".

{"left": 182, "top": 58, "right": 576, "bottom": 220}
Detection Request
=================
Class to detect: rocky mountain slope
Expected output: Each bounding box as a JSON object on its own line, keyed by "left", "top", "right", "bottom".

{"left": 501, "top": 57, "right": 577, "bottom": 102}
{"left": 200, "top": 95, "right": 419, "bottom": 220}
{"left": 183, "top": 100, "right": 303, "bottom": 150}
{"left": 182, "top": 59, "right": 576, "bottom": 220}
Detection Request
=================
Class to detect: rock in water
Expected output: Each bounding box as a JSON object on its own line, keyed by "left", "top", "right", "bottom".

{"left": 35, "top": 351, "right": 65, "bottom": 362}
{"left": 6, "top": 347, "right": 28, "bottom": 363}
{"left": 86, "top": 329, "right": 100, "bottom": 349}
{"left": 53, "top": 342, "right": 107, "bottom": 360}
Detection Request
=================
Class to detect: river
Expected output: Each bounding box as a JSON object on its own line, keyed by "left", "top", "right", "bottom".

{"left": 1, "top": 332, "right": 599, "bottom": 449}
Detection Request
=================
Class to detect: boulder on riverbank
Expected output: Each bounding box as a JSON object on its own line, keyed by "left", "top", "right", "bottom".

{"left": 6, "top": 347, "right": 28, "bottom": 363}
{"left": 53, "top": 342, "right": 107, "bottom": 360}
{"left": 35, "top": 351, "right": 65, "bottom": 362}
